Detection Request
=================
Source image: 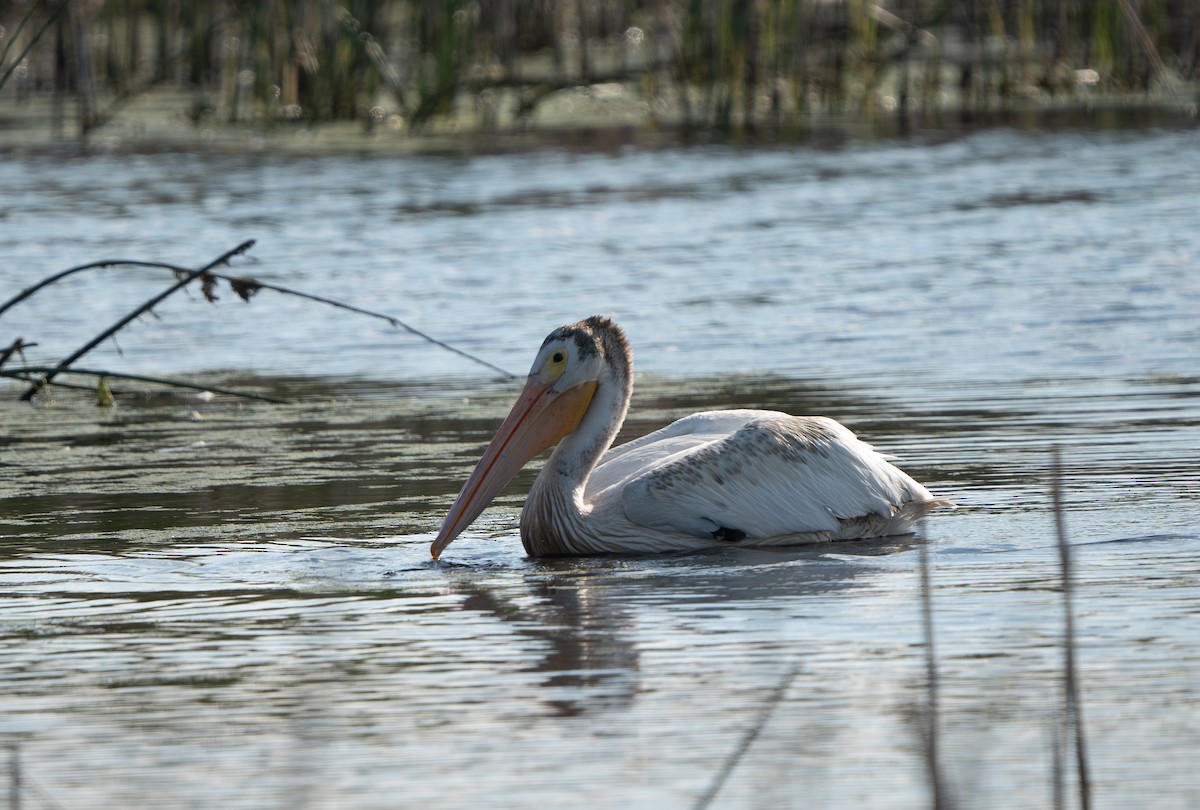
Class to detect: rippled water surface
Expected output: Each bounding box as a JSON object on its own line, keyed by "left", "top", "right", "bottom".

{"left": 2, "top": 125, "right": 1199, "bottom": 808}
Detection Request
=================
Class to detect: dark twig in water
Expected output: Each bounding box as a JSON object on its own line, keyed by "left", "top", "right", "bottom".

{"left": 2, "top": 373, "right": 107, "bottom": 395}
{"left": 18, "top": 240, "right": 257, "bottom": 401}
{"left": 918, "top": 528, "right": 951, "bottom": 809}
{"left": 0, "top": 337, "right": 36, "bottom": 369}
{"left": 1051, "top": 446, "right": 1091, "bottom": 810}
{"left": 2, "top": 252, "right": 515, "bottom": 381}
{"left": 0, "top": 257, "right": 220, "bottom": 319}
{"left": 2, "top": 367, "right": 288, "bottom": 404}
{"left": 219, "top": 277, "right": 516, "bottom": 379}
{"left": 692, "top": 664, "right": 799, "bottom": 810}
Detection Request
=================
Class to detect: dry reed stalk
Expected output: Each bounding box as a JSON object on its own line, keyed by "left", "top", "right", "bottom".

{"left": 918, "top": 529, "right": 951, "bottom": 809}
{"left": 693, "top": 664, "right": 800, "bottom": 810}
{"left": 1051, "top": 446, "right": 1091, "bottom": 810}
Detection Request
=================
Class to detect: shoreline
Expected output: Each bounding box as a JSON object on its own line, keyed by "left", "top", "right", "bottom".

{"left": 2, "top": 85, "right": 1196, "bottom": 157}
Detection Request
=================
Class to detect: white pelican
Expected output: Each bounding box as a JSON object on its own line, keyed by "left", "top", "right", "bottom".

{"left": 432, "top": 316, "right": 949, "bottom": 558}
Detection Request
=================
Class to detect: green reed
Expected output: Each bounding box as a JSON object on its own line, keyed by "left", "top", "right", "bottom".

{"left": 0, "top": 1, "right": 1195, "bottom": 138}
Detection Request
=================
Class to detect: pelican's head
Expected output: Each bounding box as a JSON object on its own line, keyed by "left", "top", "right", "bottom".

{"left": 431, "top": 316, "right": 629, "bottom": 558}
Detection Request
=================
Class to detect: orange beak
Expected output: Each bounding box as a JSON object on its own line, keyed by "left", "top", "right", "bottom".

{"left": 431, "top": 377, "right": 598, "bottom": 559}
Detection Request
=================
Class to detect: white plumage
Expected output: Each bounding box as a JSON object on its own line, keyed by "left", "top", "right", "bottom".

{"left": 432, "top": 317, "right": 949, "bottom": 559}
{"left": 604, "top": 410, "right": 932, "bottom": 536}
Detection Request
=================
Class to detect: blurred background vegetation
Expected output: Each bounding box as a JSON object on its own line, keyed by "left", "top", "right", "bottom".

{"left": 0, "top": 0, "right": 1197, "bottom": 140}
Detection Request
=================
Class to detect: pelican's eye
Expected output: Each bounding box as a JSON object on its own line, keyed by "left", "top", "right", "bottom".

{"left": 541, "top": 347, "right": 569, "bottom": 383}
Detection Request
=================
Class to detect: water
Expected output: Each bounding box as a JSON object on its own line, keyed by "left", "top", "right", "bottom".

{"left": 1, "top": 125, "right": 1199, "bottom": 808}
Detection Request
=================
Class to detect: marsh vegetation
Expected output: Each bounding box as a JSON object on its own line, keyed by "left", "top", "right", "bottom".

{"left": 2, "top": 0, "right": 1197, "bottom": 142}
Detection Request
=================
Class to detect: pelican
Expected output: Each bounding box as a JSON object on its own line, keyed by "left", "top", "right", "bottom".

{"left": 432, "top": 316, "right": 949, "bottom": 558}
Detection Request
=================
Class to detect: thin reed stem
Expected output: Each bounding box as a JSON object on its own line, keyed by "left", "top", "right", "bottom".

{"left": 693, "top": 664, "right": 799, "bottom": 810}
{"left": 0, "top": 0, "right": 69, "bottom": 92}
{"left": 918, "top": 530, "right": 949, "bottom": 809}
{"left": 1051, "top": 446, "right": 1091, "bottom": 810}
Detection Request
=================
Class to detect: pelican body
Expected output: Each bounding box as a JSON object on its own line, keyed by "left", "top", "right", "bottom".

{"left": 432, "top": 316, "right": 948, "bottom": 558}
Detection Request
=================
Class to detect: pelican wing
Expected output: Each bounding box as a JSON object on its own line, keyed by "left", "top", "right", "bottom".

{"left": 605, "top": 410, "right": 933, "bottom": 539}
{"left": 588, "top": 410, "right": 768, "bottom": 495}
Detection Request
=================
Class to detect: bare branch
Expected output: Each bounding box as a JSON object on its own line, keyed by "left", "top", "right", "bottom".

{"left": 19, "top": 240, "right": 257, "bottom": 401}
{"left": 4, "top": 249, "right": 515, "bottom": 381}
{"left": 4, "top": 366, "right": 288, "bottom": 404}
{"left": 0, "top": 337, "right": 36, "bottom": 369}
